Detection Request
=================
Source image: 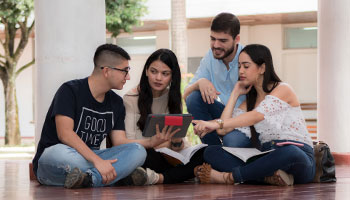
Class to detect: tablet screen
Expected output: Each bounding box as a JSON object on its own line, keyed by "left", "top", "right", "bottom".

{"left": 142, "top": 114, "right": 192, "bottom": 138}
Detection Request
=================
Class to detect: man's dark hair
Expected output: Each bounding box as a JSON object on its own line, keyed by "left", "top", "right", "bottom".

{"left": 93, "top": 44, "right": 130, "bottom": 67}
{"left": 211, "top": 12, "right": 240, "bottom": 39}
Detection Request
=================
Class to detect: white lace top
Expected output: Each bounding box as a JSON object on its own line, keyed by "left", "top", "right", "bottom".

{"left": 233, "top": 95, "right": 313, "bottom": 147}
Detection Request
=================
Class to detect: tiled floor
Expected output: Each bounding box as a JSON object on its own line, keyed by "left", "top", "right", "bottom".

{"left": 1, "top": 160, "right": 349, "bottom": 200}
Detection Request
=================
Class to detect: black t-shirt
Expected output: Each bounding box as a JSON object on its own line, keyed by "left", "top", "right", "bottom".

{"left": 32, "top": 77, "right": 125, "bottom": 175}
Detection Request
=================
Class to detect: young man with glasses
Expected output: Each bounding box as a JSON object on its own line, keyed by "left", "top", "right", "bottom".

{"left": 32, "top": 44, "right": 148, "bottom": 189}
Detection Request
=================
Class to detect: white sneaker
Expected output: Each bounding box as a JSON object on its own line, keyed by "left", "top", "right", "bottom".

{"left": 145, "top": 168, "right": 159, "bottom": 185}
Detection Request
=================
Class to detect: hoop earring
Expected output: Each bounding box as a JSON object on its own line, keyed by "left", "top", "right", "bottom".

{"left": 168, "top": 81, "right": 172, "bottom": 88}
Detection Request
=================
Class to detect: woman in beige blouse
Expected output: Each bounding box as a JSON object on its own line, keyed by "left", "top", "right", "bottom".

{"left": 114, "top": 49, "right": 205, "bottom": 185}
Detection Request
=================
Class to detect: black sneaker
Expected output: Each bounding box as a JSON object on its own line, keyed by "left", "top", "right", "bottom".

{"left": 64, "top": 168, "right": 92, "bottom": 189}
{"left": 117, "top": 167, "right": 147, "bottom": 186}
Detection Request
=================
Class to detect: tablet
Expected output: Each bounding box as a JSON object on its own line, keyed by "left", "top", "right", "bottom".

{"left": 142, "top": 114, "right": 193, "bottom": 138}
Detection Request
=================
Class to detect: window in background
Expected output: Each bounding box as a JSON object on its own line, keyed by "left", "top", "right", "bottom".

{"left": 284, "top": 27, "right": 317, "bottom": 49}
{"left": 107, "top": 36, "right": 156, "bottom": 55}
{"left": 187, "top": 57, "right": 202, "bottom": 75}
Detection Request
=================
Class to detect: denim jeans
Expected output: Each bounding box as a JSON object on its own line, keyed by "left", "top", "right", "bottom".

{"left": 36, "top": 143, "right": 146, "bottom": 187}
{"left": 223, "top": 129, "right": 252, "bottom": 147}
{"left": 186, "top": 90, "right": 225, "bottom": 145}
{"left": 204, "top": 140, "right": 315, "bottom": 184}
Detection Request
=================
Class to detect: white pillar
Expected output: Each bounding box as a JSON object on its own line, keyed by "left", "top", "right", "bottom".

{"left": 34, "top": 0, "right": 106, "bottom": 147}
{"left": 318, "top": 0, "right": 350, "bottom": 153}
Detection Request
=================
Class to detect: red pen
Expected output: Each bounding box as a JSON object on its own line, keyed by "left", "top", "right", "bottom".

{"left": 276, "top": 142, "right": 304, "bottom": 147}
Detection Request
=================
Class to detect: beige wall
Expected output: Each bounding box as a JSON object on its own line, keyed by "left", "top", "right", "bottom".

{"left": 282, "top": 49, "right": 317, "bottom": 103}
{"left": 187, "top": 28, "right": 211, "bottom": 57}
{"left": 243, "top": 23, "right": 317, "bottom": 103}
{"left": 245, "top": 24, "right": 283, "bottom": 76}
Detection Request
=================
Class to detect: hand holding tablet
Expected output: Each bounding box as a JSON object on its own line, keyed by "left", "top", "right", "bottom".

{"left": 142, "top": 114, "right": 193, "bottom": 138}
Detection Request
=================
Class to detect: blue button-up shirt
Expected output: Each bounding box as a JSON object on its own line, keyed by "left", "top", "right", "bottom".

{"left": 188, "top": 44, "right": 245, "bottom": 106}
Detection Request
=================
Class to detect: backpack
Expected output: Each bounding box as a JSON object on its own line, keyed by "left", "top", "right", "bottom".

{"left": 312, "top": 141, "right": 337, "bottom": 183}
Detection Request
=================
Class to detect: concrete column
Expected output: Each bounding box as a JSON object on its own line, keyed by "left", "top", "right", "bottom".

{"left": 170, "top": 0, "right": 188, "bottom": 74}
{"left": 34, "top": 0, "right": 106, "bottom": 147}
{"left": 318, "top": 0, "right": 350, "bottom": 157}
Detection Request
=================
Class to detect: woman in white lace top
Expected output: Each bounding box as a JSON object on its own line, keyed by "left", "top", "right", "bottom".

{"left": 192, "top": 44, "right": 315, "bottom": 186}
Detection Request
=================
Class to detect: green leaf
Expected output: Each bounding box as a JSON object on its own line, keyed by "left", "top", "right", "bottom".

{"left": 0, "top": 0, "right": 33, "bottom": 23}
{"left": 105, "top": 0, "right": 148, "bottom": 37}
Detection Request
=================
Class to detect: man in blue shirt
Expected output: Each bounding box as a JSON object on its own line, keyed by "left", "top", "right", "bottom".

{"left": 184, "top": 13, "right": 247, "bottom": 145}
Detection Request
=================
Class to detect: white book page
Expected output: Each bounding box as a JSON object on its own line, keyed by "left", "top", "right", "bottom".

{"left": 178, "top": 144, "right": 207, "bottom": 160}
{"left": 155, "top": 144, "right": 207, "bottom": 164}
{"left": 155, "top": 148, "right": 186, "bottom": 163}
{"left": 222, "top": 147, "right": 274, "bottom": 162}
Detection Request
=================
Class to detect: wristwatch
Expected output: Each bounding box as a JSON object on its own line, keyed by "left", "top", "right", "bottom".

{"left": 171, "top": 140, "right": 183, "bottom": 147}
{"left": 216, "top": 119, "right": 224, "bottom": 129}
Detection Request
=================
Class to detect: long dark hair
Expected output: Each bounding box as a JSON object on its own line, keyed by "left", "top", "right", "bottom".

{"left": 240, "top": 44, "right": 281, "bottom": 147}
{"left": 137, "top": 49, "right": 182, "bottom": 131}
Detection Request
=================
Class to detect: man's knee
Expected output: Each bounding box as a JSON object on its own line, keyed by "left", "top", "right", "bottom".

{"left": 40, "top": 144, "right": 72, "bottom": 162}
{"left": 39, "top": 144, "right": 90, "bottom": 169}
{"left": 185, "top": 90, "right": 203, "bottom": 109}
{"left": 116, "top": 143, "right": 147, "bottom": 165}
{"left": 130, "top": 143, "right": 147, "bottom": 158}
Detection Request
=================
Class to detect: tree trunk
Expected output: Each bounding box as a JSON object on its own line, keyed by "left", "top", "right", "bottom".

{"left": 4, "top": 77, "right": 21, "bottom": 145}
{"left": 171, "top": 0, "right": 188, "bottom": 75}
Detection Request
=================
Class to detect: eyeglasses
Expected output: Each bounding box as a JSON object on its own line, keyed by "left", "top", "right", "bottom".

{"left": 100, "top": 66, "right": 130, "bottom": 77}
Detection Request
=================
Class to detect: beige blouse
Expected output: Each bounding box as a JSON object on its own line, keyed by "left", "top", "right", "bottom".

{"left": 123, "top": 87, "right": 169, "bottom": 140}
{"left": 123, "top": 87, "right": 190, "bottom": 149}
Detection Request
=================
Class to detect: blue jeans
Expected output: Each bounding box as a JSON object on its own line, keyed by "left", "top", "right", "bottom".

{"left": 204, "top": 140, "right": 315, "bottom": 184}
{"left": 36, "top": 143, "right": 146, "bottom": 187}
{"left": 186, "top": 90, "right": 225, "bottom": 145}
{"left": 223, "top": 129, "right": 252, "bottom": 147}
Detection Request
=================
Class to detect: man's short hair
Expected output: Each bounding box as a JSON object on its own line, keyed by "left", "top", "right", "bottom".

{"left": 93, "top": 44, "right": 130, "bottom": 68}
{"left": 211, "top": 12, "right": 240, "bottom": 39}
